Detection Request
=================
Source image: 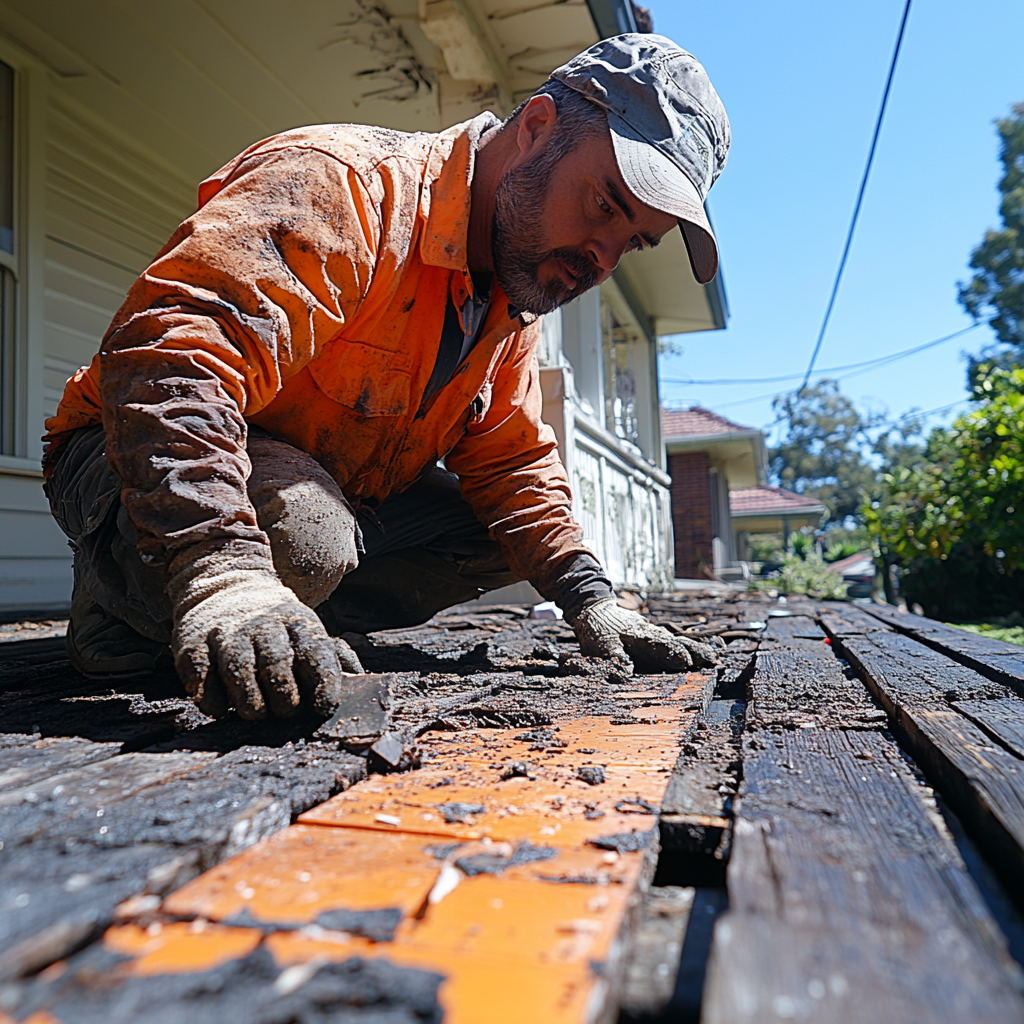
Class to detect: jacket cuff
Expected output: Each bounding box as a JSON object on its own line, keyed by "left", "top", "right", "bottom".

{"left": 532, "top": 553, "right": 615, "bottom": 626}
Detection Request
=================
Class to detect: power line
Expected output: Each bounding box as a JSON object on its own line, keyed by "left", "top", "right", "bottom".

{"left": 661, "top": 322, "right": 981, "bottom": 387}
{"left": 797, "top": 0, "right": 913, "bottom": 395}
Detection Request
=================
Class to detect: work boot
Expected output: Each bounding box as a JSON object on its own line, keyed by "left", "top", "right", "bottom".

{"left": 66, "top": 576, "right": 169, "bottom": 678}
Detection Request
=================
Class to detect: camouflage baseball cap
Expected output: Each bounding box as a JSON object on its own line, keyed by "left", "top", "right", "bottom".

{"left": 551, "top": 33, "right": 730, "bottom": 284}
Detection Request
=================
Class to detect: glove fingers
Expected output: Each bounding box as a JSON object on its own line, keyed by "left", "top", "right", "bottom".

{"left": 252, "top": 616, "right": 302, "bottom": 719}
{"left": 577, "top": 632, "right": 629, "bottom": 661}
{"left": 288, "top": 617, "right": 346, "bottom": 716}
{"left": 195, "top": 663, "right": 229, "bottom": 719}
{"left": 684, "top": 639, "right": 722, "bottom": 669}
{"left": 333, "top": 637, "right": 365, "bottom": 675}
{"left": 621, "top": 633, "right": 695, "bottom": 673}
{"left": 175, "top": 639, "right": 229, "bottom": 718}
{"left": 215, "top": 628, "right": 266, "bottom": 721}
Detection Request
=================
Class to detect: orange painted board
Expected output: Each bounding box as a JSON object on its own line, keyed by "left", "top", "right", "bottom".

{"left": 417, "top": 702, "right": 704, "bottom": 770}
{"left": 162, "top": 824, "right": 438, "bottom": 925}
{"left": 300, "top": 713, "right": 695, "bottom": 844}
{"left": 162, "top": 822, "right": 644, "bottom": 932}
{"left": 103, "top": 921, "right": 262, "bottom": 975}
{"left": 88, "top": 923, "right": 607, "bottom": 1024}
{"left": 267, "top": 932, "right": 604, "bottom": 1024}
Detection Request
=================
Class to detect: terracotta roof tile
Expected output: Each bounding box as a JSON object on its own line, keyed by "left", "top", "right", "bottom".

{"left": 729, "top": 485, "right": 826, "bottom": 516}
{"left": 660, "top": 406, "right": 754, "bottom": 438}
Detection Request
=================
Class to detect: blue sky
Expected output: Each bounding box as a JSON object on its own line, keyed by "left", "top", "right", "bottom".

{"left": 652, "top": 0, "right": 1024, "bottom": 444}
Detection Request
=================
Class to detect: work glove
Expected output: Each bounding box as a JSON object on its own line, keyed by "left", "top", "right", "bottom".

{"left": 571, "top": 598, "right": 722, "bottom": 674}
{"left": 167, "top": 543, "right": 363, "bottom": 721}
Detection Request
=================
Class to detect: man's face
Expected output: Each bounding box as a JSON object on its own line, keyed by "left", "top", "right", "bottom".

{"left": 492, "top": 129, "right": 678, "bottom": 315}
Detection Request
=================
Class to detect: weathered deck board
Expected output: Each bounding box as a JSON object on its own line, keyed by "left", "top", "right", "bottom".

{"left": 703, "top": 729, "right": 1024, "bottom": 1023}
{"left": 660, "top": 696, "right": 740, "bottom": 861}
{"left": 0, "top": 736, "right": 120, "bottom": 793}
{"left": 827, "top": 626, "right": 1024, "bottom": 903}
{"left": 701, "top": 625, "right": 1024, "bottom": 1023}
{"left": 853, "top": 602, "right": 1024, "bottom": 694}
{"left": 6, "top": 592, "right": 1024, "bottom": 1022}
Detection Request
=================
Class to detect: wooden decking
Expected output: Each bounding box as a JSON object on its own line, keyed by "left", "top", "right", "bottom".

{"left": 2, "top": 595, "right": 1024, "bottom": 1022}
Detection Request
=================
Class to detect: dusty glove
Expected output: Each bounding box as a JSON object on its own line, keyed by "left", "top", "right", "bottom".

{"left": 571, "top": 598, "right": 722, "bottom": 674}
{"left": 167, "top": 542, "right": 363, "bottom": 720}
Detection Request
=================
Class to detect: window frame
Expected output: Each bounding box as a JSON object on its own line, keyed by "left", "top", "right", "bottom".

{"left": 0, "top": 39, "right": 45, "bottom": 475}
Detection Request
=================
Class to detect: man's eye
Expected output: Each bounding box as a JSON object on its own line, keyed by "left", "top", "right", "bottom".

{"left": 597, "top": 194, "right": 612, "bottom": 214}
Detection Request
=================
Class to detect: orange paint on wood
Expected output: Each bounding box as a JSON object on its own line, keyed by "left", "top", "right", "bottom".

{"left": 102, "top": 922, "right": 261, "bottom": 975}
{"left": 87, "top": 691, "right": 707, "bottom": 1022}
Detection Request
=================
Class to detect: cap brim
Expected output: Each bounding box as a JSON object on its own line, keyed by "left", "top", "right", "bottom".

{"left": 607, "top": 111, "right": 719, "bottom": 284}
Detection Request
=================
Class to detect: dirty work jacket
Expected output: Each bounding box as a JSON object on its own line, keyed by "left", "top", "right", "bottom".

{"left": 43, "top": 113, "right": 594, "bottom": 595}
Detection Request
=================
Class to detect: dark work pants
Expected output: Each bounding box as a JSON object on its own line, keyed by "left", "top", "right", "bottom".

{"left": 46, "top": 426, "right": 521, "bottom": 647}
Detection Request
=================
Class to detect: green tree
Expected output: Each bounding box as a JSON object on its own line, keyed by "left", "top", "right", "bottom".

{"left": 958, "top": 104, "right": 1024, "bottom": 358}
{"left": 770, "top": 380, "right": 879, "bottom": 523}
{"left": 864, "top": 362, "right": 1024, "bottom": 618}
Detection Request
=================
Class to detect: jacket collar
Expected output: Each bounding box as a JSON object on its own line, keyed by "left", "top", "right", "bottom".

{"left": 420, "top": 112, "right": 500, "bottom": 272}
{"left": 420, "top": 112, "right": 538, "bottom": 329}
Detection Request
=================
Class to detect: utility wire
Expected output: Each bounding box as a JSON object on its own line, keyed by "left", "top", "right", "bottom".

{"left": 662, "top": 322, "right": 980, "bottom": 387}
{"left": 797, "top": 0, "right": 913, "bottom": 395}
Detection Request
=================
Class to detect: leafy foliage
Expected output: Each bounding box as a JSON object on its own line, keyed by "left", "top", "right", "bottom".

{"left": 958, "top": 104, "right": 1024, "bottom": 355}
{"left": 865, "top": 363, "right": 1024, "bottom": 572}
{"left": 751, "top": 553, "right": 848, "bottom": 599}
{"left": 769, "top": 380, "right": 879, "bottom": 523}
{"left": 862, "top": 362, "right": 1024, "bottom": 617}
{"left": 823, "top": 538, "right": 864, "bottom": 562}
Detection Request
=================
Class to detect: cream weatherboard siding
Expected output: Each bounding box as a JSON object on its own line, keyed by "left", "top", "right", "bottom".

{"left": 0, "top": 83, "right": 192, "bottom": 611}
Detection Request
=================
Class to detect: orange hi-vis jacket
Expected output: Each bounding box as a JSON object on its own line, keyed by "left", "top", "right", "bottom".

{"left": 43, "top": 113, "right": 592, "bottom": 591}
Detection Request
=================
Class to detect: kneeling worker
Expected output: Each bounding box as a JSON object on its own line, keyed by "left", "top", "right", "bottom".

{"left": 42, "top": 34, "right": 731, "bottom": 721}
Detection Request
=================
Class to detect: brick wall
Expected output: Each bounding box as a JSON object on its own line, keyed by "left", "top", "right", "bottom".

{"left": 668, "top": 451, "right": 714, "bottom": 579}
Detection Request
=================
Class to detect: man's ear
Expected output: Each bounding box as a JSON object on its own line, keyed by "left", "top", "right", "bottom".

{"left": 511, "top": 94, "right": 558, "bottom": 169}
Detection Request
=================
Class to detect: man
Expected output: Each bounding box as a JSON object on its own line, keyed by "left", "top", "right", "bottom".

{"left": 43, "top": 34, "right": 731, "bottom": 722}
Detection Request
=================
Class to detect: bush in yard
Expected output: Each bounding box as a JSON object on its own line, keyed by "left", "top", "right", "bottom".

{"left": 865, "top": 362, "right": 1024, "bottom": 619}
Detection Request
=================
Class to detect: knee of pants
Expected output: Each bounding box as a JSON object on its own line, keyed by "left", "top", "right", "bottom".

{"left": 246, "top": 434, "right": 359, "bottom": 607}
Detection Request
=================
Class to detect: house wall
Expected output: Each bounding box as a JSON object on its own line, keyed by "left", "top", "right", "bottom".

{"left": 668, "top": 450, "right": 713, "bottom": 580}
{"left": 1, "top": 61, "right": 195, "bottom": 611}
{"left": 538, "top": 299, "right": 673, "bottom": 593}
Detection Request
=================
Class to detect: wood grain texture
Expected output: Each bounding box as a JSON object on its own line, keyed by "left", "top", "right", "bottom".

{"left": 702, "top": 633, "right": 1024, "bottom": 1023}
{"left": 703, "top": 729, "right": 1024, "bottom": 1023}
{"left": 749, "top": 618, "right": 886, "bottom": 731}
{"left": 857, "top": 603, "right": 1024, "bottom": 694}
{"left": 833, "top": 629, "right": 1024, "bottom": 903}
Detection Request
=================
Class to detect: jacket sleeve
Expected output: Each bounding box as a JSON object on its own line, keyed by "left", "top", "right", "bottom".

{"left": 97, "top": 148, "right": 379, "bottom": 571}
{"left": 445, "top": 323, "right": 613, "bottom": 606}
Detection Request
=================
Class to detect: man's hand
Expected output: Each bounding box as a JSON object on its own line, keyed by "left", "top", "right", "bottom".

{"left": 572, "top": 598, "right": 722, "bottom": 674}
{"left": 168, "top": 546, "right": 363, "bottom": 720}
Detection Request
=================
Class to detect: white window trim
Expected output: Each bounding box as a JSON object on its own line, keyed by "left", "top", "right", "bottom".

{"left": 0, "top": 35, "right": 46, "bottom": 475}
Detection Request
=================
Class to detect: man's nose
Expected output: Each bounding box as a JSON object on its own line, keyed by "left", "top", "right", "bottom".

{"left": 585, "top": 236, "right": 623, "bottom": 275}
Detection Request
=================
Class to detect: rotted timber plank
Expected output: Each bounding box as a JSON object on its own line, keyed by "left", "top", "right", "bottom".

{"left": 850, "top": 602, "right": 1024, "bottom": 694}
{"left": 0, "top": 736, "right": 120, "bottom": 793}
{"left": 751, "top": 616, "right": 888, "bottom": 730}
{"left": 701, "top": 627, "right": 1024, "bottom": 1023}
{"left": 825, "top": 624, "right": 1024, "bottom": 904}
{"left": 4, "top": 674, "right": 712, "bottom": 1024}
{"left": 0, "top": 744, "right": 364, "bottom": 970}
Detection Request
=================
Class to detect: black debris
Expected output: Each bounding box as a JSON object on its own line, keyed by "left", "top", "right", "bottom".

{"left": 577, "top": 765, "right": 606, "bottom": 786}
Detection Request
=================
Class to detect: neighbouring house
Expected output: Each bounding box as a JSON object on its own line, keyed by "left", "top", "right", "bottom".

{"left": 0, "top": 0, "right": 728, "bottom": 612}
{"left": 729, "top": 485, "right": 827, "bottom": 561}
{"left": 661, "top": 406, "right": 767, "bottom": 579}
